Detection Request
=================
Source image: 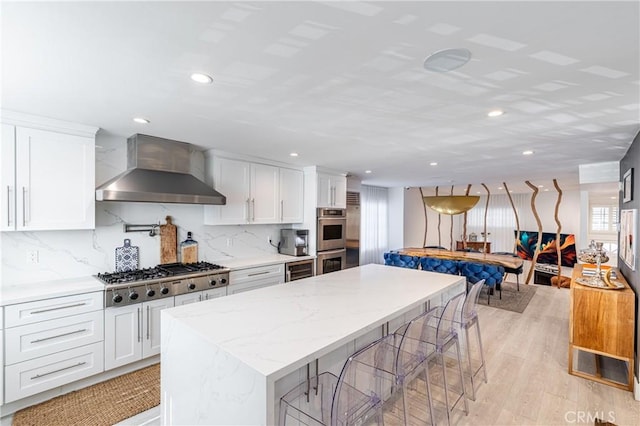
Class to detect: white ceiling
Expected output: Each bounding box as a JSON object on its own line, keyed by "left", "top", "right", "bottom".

{"left": 2, "top": 1, "right": 639, "bottom": 192}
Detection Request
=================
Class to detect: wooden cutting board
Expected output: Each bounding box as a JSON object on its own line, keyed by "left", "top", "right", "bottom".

{"left": 159, "top": 216, "right": 177, "bottom": 264}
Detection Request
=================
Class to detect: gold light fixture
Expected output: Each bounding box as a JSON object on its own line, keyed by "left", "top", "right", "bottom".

{"left": 423, "top": 195, "right": 480, "bottom": 215}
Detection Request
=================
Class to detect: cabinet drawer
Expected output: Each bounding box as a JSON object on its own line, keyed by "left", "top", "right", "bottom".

{"left": 4, "top": 342, "right": 104, "bottom": 403}
{"left": 5, "top": 292, "right": 102, "bottom": 327}
{"left": 230, "top": 263, "right": 284, "bottom": 285}
{"left": 5, "top": 310, "right": 104, "bottom": 365}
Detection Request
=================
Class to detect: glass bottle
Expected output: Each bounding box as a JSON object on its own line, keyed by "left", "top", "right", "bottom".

{"left": 180, "top": 232, "right": 198, "bottom": 264}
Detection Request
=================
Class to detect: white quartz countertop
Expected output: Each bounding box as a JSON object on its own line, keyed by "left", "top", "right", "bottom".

{"left": 1, "top": 276, "right": 104, "bottom": 306}
{"left": 163, "top": 264, "right": 464, "bottom": 381}
{"left": 221, "top": 254, "right": 315, "bottom": 270}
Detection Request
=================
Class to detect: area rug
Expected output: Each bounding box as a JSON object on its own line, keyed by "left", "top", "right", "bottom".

{"left": 477, "top": 281, "right": 537, "bottom": 313}
{"left": 12, "top": 363, "right": 160, "bottom": 426}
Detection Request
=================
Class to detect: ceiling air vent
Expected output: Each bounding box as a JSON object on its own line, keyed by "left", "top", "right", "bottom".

{"left": 347, "top": 191, "right": 360, "bottom": 206}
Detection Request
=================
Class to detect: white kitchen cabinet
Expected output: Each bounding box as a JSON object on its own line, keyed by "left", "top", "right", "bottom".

{"left": 174, "top": 287, "right": 227, "bottom": 305}
{"left": 279, "top": 167, "right": 304, "bottom": 223}
{"left": 5, "top": 342, "right": 104, "bottom": 403}
{"left": 204, "top": 156, "right": 304, "bottom": 225}
{"left": 204, "top": 157, "right": 278, "bottom": 225}
{"left": 142, "top": 298, "right": 175, "bottom": 359}
{"left": 1, "top": 307, "right": 3, "bottom": 405}
{"left": 203, "top": 287, "right": 227, "bottom": 300}
{"left": 174, "top": 292, "right": 204, "bottom": 306}
{"left": 104, "top": 304, "right": 142, "bottom": 371}
{"left": 3, "top": 292, "right": 104, "bottom": 403}
{"left": 5, "top": 310, "right": 103, "bottom": 365}
{"left": 228, "top": 263, "right": 284, "bottom": 295}
{"left": 104, "top": 298, "right": 174, "bottom": 370}
{"left": 0, "top": 115, "right": 97, "bottom": 231}
{"left": 317, "top": 172, "right": 347, "bottom": 208}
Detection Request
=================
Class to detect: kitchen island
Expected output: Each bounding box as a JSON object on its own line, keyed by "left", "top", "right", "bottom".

{"left": 161, "top": 264, "right": 465, "bottom": 425}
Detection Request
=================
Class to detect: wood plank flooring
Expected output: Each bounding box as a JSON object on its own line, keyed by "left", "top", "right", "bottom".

{"left": 391, "top": 283, "right": 640, "bottom": 425}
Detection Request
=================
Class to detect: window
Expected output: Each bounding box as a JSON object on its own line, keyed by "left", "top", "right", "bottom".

{"left": 590, "top": 204, "right": 618, "bottom": 233}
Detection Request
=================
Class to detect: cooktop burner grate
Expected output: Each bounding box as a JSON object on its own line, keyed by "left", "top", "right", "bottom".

{"left": 97, "top": 261, "right": 227, "bottom": 284}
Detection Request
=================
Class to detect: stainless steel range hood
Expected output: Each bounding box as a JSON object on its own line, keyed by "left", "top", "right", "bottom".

{"left": 96, "top": 134, "right": 226, "bottom": 205}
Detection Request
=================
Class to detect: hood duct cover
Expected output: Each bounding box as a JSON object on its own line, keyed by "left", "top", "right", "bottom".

{"left": 96, "top": 134, "right": 226, "bottom": 205}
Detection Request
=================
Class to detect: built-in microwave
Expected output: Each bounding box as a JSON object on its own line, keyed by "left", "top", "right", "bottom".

{"left": 317, "top": 208, "right": 346, "bottom": 252}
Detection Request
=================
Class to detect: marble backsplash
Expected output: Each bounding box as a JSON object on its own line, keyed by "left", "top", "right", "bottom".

{"left": 1, "top": 131, "right": 291, "bottom": 286}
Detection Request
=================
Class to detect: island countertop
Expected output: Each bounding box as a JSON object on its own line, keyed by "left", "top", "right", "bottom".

{"left": 161, "top": 264, "right": 465, "bottom": 425}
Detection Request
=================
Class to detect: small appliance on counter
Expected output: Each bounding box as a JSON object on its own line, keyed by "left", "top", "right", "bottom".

{"left": 180, "top": 231, "right": 198, "bottom": 263}
{"left": 279, "top": 229, "right": 309, "bottom": 256}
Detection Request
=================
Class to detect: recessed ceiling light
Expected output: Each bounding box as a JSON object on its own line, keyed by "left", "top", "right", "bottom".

{"left": 289, "top": 152, "right": 298, "bottom": 157}
{"left": 498, "top": 187, "right": 503, "bottom": 190}
{"left": 544, "top": 188, "right": 549, "bottom": 191}
{"left": 476, "top": 191, "right": 481, "bottom": 194}
{"left": 430, "top": 162, "right": 438, "bottom": 166}
{"left": 522, "top": 150, "right": 534, "bottom": 155}
{"left": 423, "top": 48, "right": 471, "bottom": 72}
{"left": 365, "top": 170, "right": 372, "bottom": 174}
{"left": 133, "top": 117, "right": 150, "bottom": 124}
{"left": 190, "top": 73, "right": 213, "bottom": 84}
{"left": 538, "top": 185, "right": 544, "bottom": 188}
{"left": 487, "top": 109, "right": 504, "bottom": 118}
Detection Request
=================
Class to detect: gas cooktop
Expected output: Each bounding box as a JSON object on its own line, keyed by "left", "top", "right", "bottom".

{"left": 98, "top": 262, "right": 230, "bottom": 307}
{"left": 96, "top": 262, "right": 228, "bottom": 285}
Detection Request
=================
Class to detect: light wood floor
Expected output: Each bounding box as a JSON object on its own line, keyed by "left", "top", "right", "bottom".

{"left": 390, "top": 283, "right": 640, "bottom": 426}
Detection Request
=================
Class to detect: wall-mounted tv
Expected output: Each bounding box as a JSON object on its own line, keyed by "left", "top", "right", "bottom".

{"left": 515, "top": 231, "right": 577, "bottom": 267}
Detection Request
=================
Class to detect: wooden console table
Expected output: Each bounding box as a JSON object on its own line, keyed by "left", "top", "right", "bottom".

{"left": 568, "top": 265, "right": 635, "bottom": 391}
{"left": 456, "top": 240, "right": 491, "bottom": 253}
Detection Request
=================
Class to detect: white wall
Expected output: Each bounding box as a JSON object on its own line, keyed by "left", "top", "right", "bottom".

{"left": 387, "top": 187, "right": 404, "bottom": 250}
{"left": 1, "top": 132, "right": 291, "bottom": 286}
{"left": 403, "top": 187, "right": 459, "bottom": 250}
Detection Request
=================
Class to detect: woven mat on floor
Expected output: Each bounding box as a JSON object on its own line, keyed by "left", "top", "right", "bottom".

{"left": 477, "top": 281, "right": 537, "bottom": 313}
{"left": 12, "top": 363, "right": 160, "bottom": 426}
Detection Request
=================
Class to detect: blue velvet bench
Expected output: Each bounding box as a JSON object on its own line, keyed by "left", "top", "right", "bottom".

{"left": 383, "top": 252, "right": 420, "bottom": 269}
{"left": 459, "top": 261, "right": 505, "bottom": 304}
{"left": 418, "top": 256, "right": 460, "bottom": 275}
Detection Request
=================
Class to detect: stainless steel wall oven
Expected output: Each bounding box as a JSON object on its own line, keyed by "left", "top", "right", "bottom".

{"left": 316, "top": 208, "right": 347, "bottom": 275}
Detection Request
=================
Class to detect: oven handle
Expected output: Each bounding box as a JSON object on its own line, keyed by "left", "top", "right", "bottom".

{"left": 317, "top": 248, "right": 346, "bottom": 257}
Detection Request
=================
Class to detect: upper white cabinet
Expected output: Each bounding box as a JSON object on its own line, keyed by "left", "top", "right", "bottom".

{"left": 204, "top": 156, "right": 303, "bottom": 225}
{"left": 1, "top": 112, "right": 97, "bottom": 231}
{"left": 279, "top": 167, "right": 304, "bottom": 223}
{"left": 317, "top": 172, "right": 347, "bottom": 208}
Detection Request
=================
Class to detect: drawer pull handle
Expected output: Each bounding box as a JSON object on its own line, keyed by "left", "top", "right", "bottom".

{"left": 247, "top": 271, "right": 270, "bottom": 277}
{"left": 31, "top": 328, "right": 88, "bottom": 343}
{"left": 30, "top": 362, "right": 87, "bottom": 380}
{"left": 30, "top": 302, "right": 87, "bottom": 314}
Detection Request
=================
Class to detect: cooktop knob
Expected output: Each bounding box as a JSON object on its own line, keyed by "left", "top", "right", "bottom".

{"left": 220, "top": 278, "right": 227, "bottom": 284}
{"left": 209, "top": 279, "right": 217, "bottom": 286}
{"left": 129, "top": 290, "right": 139, "bottom": 300}
{"left": 160, "top": 287, "right": 169, "bottom": 295}
{"left": 112, "top": 293, "right": 123, "bottom": 304}
{"left": 188, "top": 282, "right": 196, "bottom": 290}
{"left": 147, "top": 289, "right": 156, "bottom": 297}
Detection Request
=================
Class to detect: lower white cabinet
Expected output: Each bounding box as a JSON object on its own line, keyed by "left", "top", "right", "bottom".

{"left": 2, "top": 292, "right": 104, "bottom": 403}
{"left": 4, "top": 342, "right": 103, "bottom": 403}
{"left": 5, "top": 310, "right": 103, "bottom": 365}
{"left": 228, "top": 264, "right": 284, "bottom": 295}
{"left": 174, "top": 287, "right": 228, "bottom": 306}
{"left": 104, "top": 298, "right": 174, "bottom": 371}
{"left": 1, "top": 328, "right": 3, "bottom": 405}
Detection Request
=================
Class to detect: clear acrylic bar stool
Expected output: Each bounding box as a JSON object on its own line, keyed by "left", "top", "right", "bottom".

{"left": 393, "top": 311, "right": 437, "bottom": 425}
{"left": 279, "top": 334, "right": 397, "bottom": 426}
{"left": 458, "top": 279, "right": 488, "bottom": 401}
{"left": 422, "top": 292, "right": 469, "bottom": 426}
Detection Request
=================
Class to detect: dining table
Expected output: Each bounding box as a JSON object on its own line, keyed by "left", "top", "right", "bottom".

{"left": 396, "top": 247, "right": 524, "bottom": 269}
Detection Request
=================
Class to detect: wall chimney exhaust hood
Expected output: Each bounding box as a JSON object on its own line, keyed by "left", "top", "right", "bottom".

{"left": 96, "top": 134, "right": 226, "bottom": 205}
